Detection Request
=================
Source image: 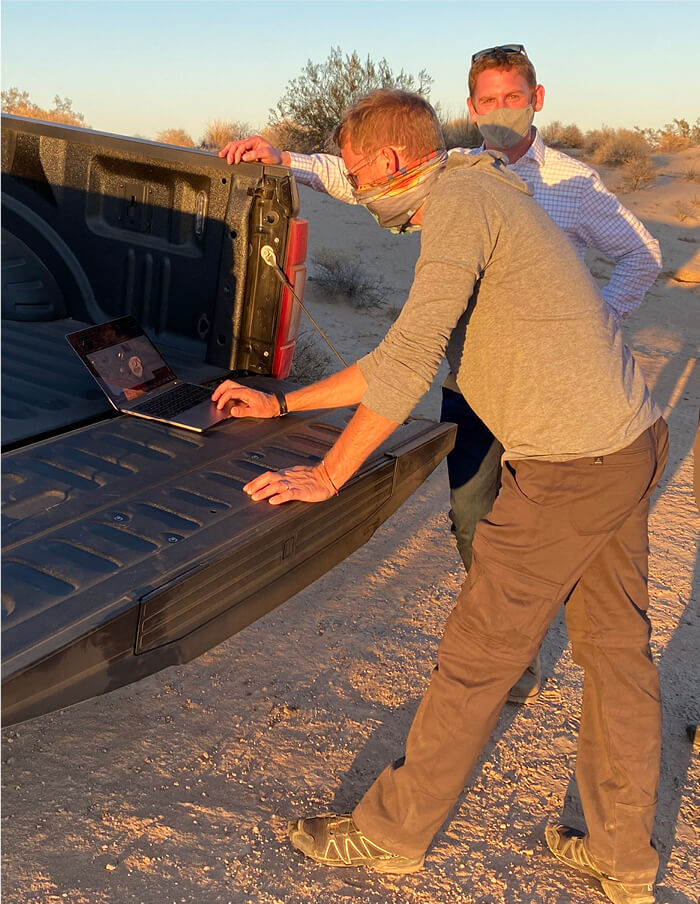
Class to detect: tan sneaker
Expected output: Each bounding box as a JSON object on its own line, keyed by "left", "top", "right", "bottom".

{"left": 507, "top": 651, "right": 542, "bottom": 703}
{"left": 287, "top": 813, "right": 424, "bottom": 874}
{"left": 545, "top": 824, "right": 655, "bottom": 904}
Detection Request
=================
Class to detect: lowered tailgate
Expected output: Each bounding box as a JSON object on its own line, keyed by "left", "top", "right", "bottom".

{"left": 2, "top": 383, "right": 455, "bottom": 724}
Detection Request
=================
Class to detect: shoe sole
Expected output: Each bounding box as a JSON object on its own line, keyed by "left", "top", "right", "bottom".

{"left": 599, "top": 879, "right": 654, "bottom": 904}
{"left": 367, "top": 856, "right": 425, "bottom": 875}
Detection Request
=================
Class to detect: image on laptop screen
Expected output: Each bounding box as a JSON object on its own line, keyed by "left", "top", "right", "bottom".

{"left": 73, "top": 318, "right": 176, "bottom": 408}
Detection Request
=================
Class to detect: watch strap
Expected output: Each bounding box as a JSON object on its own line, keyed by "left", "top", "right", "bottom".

{"left": 272, "top": 390, "right": 288, "bottom": 417}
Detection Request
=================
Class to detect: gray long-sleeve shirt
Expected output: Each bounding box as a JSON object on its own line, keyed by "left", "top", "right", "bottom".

{"left": 357, "top": 153, "right": 660, "bottom": 462}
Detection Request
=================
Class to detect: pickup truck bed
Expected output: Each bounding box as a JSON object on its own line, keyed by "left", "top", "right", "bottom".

{"left": 2, "top": 397, "right": 454, "bottom": 725}
{"left": 1, "top": 114, "right": 455, "bottom": 725}
{"left": 1, "top": 316, "right": 231, "bottom": 448}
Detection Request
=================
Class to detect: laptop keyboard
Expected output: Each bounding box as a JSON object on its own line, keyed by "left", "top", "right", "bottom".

{"left": 131, "top": 383, "right": 213, "bottom": 419}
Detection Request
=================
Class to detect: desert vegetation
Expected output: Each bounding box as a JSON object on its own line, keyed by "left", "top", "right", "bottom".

{"left": 268, "top": 46, "right": 433, "bottom": 154}
{"left": 199, "top": 118, "right": 251, "bottom": 151}
{"left": 619, "top": 155, "right": 657, "bottom": 191}
{"left": 683, "top": 163, "right": 700, "bottom": 184}
{"left": 3, "top": 77, "right": 697, "bottom": 186}
{"left": 536, "top": 117, "right": 700, "bottom": 194}
{"left": 439, "top": 113, "right": 482, "bottom": 149}
{"left": 311, "top": 246, "right": 387, "bottom": 309}
{"left": 155, "top": 128, "right": 195, "bottom": 148}
{"left": 287, "top": 331, "right": 332, "bottom": 384}
{"left": 540, "top": 120, "right": 585, "bottom": 149}
{"left": 1, "top": 87, "right": 88, "bottom": 127}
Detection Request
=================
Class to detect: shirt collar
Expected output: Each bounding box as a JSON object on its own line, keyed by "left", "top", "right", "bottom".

{"left": 524, "top": 128, "right": 546, "bottom": 166}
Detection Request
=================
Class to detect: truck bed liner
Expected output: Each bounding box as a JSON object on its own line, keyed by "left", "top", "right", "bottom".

{"left": 2, "top": 392, "right": 455, "bottom": 724}
{"left": 1, "top": 319, "right": 233, "bottom": 449}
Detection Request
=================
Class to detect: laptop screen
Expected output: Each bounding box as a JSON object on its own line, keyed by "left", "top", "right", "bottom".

{"left": 67, "top": 316, "right": 176, "bottom": 408}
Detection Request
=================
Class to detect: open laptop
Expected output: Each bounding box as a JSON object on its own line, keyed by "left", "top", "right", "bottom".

{"left": 66, "top": 316, "right": 231, "bottom": 432}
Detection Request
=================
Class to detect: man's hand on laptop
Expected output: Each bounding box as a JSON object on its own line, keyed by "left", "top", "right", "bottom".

{"left": 212, "top": 380, "right": 281, "bottom": 418}
{"left": 218, "top": 136, "right": 289, "bottom": 167}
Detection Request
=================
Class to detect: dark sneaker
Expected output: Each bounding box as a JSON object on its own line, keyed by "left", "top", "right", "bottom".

{"left": 545, "top": 824, "right": 655, "bottom": 904}
{"left": 287, "top": 813, "right": 424, "bottom": 874}
{"left": 507, "top": 651, "right": 542, "bottom": 703}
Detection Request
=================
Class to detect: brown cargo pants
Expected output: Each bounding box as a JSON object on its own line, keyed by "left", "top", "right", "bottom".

{"left": 353, "top": 418, "right": 668, "bottom": 884}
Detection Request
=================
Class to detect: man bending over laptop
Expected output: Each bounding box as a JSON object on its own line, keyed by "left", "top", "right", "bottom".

{"left": 213, "top": 90, "right": 667, "bottom": 904}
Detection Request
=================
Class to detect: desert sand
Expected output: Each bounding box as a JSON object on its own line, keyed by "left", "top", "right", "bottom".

{"left": 2, "top": 148, "right": 699, "bottom": 904}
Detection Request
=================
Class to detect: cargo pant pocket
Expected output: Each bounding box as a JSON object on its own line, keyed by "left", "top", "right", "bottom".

{"left": 458, "top": 552, "right": 564, "bottom": 653}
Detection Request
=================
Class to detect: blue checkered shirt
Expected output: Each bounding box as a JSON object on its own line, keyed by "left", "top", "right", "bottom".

{"left": 287, "top": 130, "right": 661, "bottom": 321}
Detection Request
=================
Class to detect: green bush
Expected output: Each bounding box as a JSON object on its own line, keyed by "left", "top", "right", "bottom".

{"left": 269, "top": 47, "right": 433, "bottom": 153}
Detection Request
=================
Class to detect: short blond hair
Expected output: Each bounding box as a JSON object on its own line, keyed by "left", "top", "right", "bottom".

{"left": 468, "top": 51, "right": 538, "bottom": 98}
{"left": 333, "top": 89, "right": 444, "bottom": 158}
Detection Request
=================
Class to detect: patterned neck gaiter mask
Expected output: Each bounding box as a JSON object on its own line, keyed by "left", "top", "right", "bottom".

{"left": 351, "top": 149, "right": 449, "bottom": 234}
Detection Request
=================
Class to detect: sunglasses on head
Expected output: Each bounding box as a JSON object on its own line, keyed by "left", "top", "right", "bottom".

{"left": 471, "top": 43, "right": 527, "bottom": 63}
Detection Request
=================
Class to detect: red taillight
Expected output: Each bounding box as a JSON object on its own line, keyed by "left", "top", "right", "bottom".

{"left": 272, "top": 217, "right": 308, "bottom": 379}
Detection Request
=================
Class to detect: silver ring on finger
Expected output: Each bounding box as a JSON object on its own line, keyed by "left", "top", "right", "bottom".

{"left": 283, "top": 479, "right": 291, "bottom": 490}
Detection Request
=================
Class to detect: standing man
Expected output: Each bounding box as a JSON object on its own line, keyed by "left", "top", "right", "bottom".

{"left": 220, "top": 46, "right": 661, "bottom": 704}
{"left": 214, "top": 89, "right": 667, "bottom": 904}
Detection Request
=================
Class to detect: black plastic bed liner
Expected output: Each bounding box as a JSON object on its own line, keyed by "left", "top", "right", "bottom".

{"left": 1, "top": 318, "right": 232, "bottom": 449}
{"left": 2, "top": 394, "right": 455, "bottom": 724}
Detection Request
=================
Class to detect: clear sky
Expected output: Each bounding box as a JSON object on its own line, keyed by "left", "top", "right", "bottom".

{"left": 2, "top": 0, "right": 698, "bottom": 144}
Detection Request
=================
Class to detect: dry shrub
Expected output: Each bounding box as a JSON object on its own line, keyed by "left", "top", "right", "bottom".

{"left": 287, "top": 331, "right": 332, "bottom": 384}
{"left": 683, "top": 164, "right": 700, "bottom": 183}
{"left": 585, "top": 127, "right": 651, "bottom": 166}
{"left": 1, "top": 87, "right": 89, "bottom": 127}
{"left": 674, "top": 200, "right": 693, "bottom": 222}
{"left": 200, "top": 119, "right": 251, "bottom": 151}
{"left": 155, "top": 128, "right": 195, "bottom": 148}
{"left": 620, "top": 156, "right": 656, "bottom": 191}
{"left": 260, "top": 119, "right": 315, "bottom": 154}
{"left": 311, "top": 247, "right": 386, "bottom": 309}
{"left": 541, "top": 120, "right": 584, "bottom": 148}
{"left": 635, "top": 118, "right": 700, "bottom": 151}
{"left": 440, "top": 116, "right": 482, "bottom": 149}
{"left": 655, "top": 130, "right": 692, "bottom": 152}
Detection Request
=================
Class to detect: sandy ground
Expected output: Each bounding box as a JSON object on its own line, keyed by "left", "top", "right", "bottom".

{"left": 2, "top": 149, "right": 699, "bottom": 904}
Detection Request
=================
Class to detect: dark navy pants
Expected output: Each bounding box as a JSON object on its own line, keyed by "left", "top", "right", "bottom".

{"left": 440, "top": 387, "right": 503, "bottom": 569}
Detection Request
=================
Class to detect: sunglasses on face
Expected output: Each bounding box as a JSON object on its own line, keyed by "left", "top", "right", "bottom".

{"left": 344, "top": 151, "right": 383, "bottom": 190}
{"left": 471, "top": 43, "right": 527, "bottom": 63}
